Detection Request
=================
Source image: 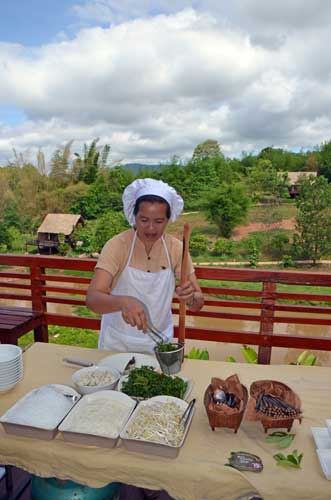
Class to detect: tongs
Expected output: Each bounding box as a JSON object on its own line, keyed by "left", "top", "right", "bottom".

{"left": 147, "top": 322, "right": 167, "bottom": 346}
{"left": 179, "top": 398, "right": 196, "bottom": 428}
{"left": 131, "top": 296, "right": 167, "bottom": 345}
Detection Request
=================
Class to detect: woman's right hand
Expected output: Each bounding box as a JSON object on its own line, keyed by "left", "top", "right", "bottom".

{"left": 121, "top": 297, "right": 148, "bottom": 332}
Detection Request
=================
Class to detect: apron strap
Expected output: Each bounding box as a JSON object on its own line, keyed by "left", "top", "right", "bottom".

{"left": 125, "top": 231, "right": 138, "bottom": 270}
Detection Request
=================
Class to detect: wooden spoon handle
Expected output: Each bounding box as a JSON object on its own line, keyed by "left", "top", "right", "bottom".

{"left": 178, "top": 223, "right": 191, "bottom": 344}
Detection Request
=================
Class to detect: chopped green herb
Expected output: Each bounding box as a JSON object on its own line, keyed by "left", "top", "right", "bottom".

{"left": 157, "top": 343, "right": 179, "bottom": 352}
{"left": 121, "top": 366, "right": 188, "bottom": 399}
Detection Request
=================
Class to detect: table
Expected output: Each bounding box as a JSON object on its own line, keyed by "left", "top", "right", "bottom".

{"left": 0, "top": 306, "right": 46, "bottom": 344}
{"left": 0, "top": 342, "right": 330, "bottom": 500}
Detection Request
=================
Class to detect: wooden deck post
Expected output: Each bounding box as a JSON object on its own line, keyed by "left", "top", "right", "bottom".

{"left": 258, "top": 282, "right": 276, "bottom": 364}
{"left": 30, "top": 264, "right": 48, "bottom": 342}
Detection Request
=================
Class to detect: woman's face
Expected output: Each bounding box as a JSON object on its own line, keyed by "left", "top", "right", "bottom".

{"left": 135, "top": 201, "right": 169, "bottom": 246}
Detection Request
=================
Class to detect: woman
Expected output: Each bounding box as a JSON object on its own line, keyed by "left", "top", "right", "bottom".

{"left": 86, "top": 178, "right": 204, "bottom": 353}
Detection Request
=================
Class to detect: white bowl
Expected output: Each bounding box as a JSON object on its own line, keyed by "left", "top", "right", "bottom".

{"left": 0, "top": 376, "right": 23, "bottom": 393}
{"left": 72, "top": 366, "right": 121, "bottom": 395}
{"left": 0, "top": 345, "right": 22, "bottom": 363}
{"left": 0, "top": 373, "right": 22, "bottom": 386}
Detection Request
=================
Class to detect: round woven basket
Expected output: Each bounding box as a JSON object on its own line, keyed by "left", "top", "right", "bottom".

{"left": 203, "top": 376, "right": 248, "bottom": 433}
{"left": 247, "top": 380, "right": 302, "bottom": 433}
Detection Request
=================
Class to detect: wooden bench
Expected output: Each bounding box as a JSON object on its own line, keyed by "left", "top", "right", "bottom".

{"left": 0, "top": 306, "right": 47, "bottom": 345}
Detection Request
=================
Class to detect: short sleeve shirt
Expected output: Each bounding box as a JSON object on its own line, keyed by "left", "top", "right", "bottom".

{"left": 95, "top": 228, "right": 194, "bottom": 290}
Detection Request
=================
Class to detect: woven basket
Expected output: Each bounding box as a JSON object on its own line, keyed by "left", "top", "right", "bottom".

{"left": 247, "top": 380, "right": 302, "bottom": 433}
{"left": 203, "top": 375, "right": 248, "bottom": 433}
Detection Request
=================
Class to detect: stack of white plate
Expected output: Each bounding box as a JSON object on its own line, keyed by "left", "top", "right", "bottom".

{"left": 0, "top": 344, "right": 23, "bottom": 393}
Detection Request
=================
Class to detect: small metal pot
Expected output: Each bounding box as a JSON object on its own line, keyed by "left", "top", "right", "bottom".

{"left": 154, "top": 342, "right": 184, "bottom": 375}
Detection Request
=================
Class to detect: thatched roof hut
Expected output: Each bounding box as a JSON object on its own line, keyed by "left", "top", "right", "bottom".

{"left": 36, "top": 214, "right": 84, "bottom": 253}
{"left": 37, "top": 214, "right": 83, "bottom": 236}
{"left": 287, "top": 171, "right": 317, "bottom": 185}
{"left": 288, "top": 171, "right": 317, "bottom": 198}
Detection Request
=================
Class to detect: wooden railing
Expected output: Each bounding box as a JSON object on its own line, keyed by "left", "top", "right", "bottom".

{"left": 1, "top": 254, "right": 331, "bottom": 363}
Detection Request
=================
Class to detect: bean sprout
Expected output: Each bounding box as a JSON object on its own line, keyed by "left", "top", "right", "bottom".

{"left": 124, "top": 401, "right": 185, "bottom": 447}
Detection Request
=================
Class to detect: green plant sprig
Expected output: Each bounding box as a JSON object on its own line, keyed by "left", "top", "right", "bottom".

{"left": 266, "top": 431, "right": 295, "bottom": 449}
{"left": 184, "top": 347, "right": 209, "bottom": 360}
{"left": 273, "top": 449, "right": 303, "bottom": 469}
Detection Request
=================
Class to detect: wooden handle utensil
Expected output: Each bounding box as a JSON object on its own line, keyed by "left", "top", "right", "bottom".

{"left": 178, "top": 223, "right": 191, "bottom": 344}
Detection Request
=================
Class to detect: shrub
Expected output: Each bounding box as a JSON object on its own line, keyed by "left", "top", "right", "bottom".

{"left": 213, "top": 238, "right": 235, "bottom": 258}
{"left": 74, "top": 210, "right": 129, "bottom": 254}
{"left": 269, "top": 232, "right": 290, "bottom": 259}
{"left": 189, "top": 233, "right": 210, "bottom": 256}
{"left": 282, "top": 254, "right": 294, "bottom": 268}
{"left": 240, "top": 236, "right": 261, "bottom": 267}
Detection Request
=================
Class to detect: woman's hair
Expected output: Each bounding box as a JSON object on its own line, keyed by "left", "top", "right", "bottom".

{"left": 133, "top": 195, "right": 171, "bottom": 219}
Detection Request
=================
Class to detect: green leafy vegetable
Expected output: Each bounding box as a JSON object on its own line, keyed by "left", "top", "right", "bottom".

{"left": 121, "top": 365, "right": 188, "bottom": 399}
{"left": 157, "top": 343, "right": 179, "bottom": 352}
{"left": 273, "top": 449, "right": 303, "bottom": 469}
{"left": 226, "top": 356, "right": 236, "bottom": 363}
{"left": 266, "top": 431, "right": 295, "bottom": 449}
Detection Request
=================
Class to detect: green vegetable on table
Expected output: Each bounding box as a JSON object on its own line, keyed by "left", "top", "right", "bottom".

{"left": 121, "top": 365, "right": 188, "bottom": 399}
{"left": 273, "top": 449, "right": 303, "bottom": 469}
{"left": 266, "top": 431, "right": 295, "bottom": 449}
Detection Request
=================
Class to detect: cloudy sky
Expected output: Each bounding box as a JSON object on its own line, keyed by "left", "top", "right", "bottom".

{"left": 1, "top": 0, "right": 331, "bottom": 166}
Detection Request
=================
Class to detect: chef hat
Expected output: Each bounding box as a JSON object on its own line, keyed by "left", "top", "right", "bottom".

{"left": 123, "top": 178, "right": 184, "bottom": 226}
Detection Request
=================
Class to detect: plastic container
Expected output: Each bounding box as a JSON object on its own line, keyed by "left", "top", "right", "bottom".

{"left": 31, "top": 476, "right": 121, "bottom": 500}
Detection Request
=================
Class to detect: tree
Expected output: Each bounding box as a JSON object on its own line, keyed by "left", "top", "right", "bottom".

{"left": 75, "top": 211, "right": 129, "bottom": 253}
{"left": 304, "top": 154, "right": 319, "bottom": 172}
{"left": 317, "top": 140, "right": 331, "bottom": 181}
{"left": 73, "top": 138, "right": 111, "bottom": 184}
{"left": 205, "top": 183, "right": 250, "bottom": 237}
{"left": 294, "top": 175, "right": 331, "bottom": 264}
{"left": 192, "top": 140, "right": 222, "bottom": 162}
{"left": 49, "top": 140, "right": 73, "bottom": 188}
{"left": 247, "top": 159, "right": 288, "bottom": 202}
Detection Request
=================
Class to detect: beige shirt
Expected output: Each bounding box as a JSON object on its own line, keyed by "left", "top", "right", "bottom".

{"left": 96, "top": 228, "right": 194, "bottom": 291}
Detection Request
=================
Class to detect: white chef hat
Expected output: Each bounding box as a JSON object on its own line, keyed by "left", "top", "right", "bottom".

{"left": 123, "top": 178, "right": 184, "bottom": 226}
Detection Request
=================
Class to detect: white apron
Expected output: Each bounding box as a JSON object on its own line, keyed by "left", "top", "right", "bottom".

{"left": 99, "top": 232, "right": 175, "bottom": 353}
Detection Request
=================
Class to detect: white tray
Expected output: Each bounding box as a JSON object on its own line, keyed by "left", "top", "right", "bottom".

{"left": 316, "top": 449, "right": 331, "bottom": 480}
{"left": 120, "top": 395, "right": 195, "bottom": 458}
{"left": 0, "top": 384, "right": 80, "bottom": 440}
{"left": 311, "top": 427, "right": 331, "bottom": 450}
{"left": 59, "top": 390, "right": 136, "bottom": 448}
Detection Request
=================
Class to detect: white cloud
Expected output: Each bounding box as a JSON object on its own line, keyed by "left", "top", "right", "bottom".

{"left": 1, "top": 3, "right": 331, "bottom": 164}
